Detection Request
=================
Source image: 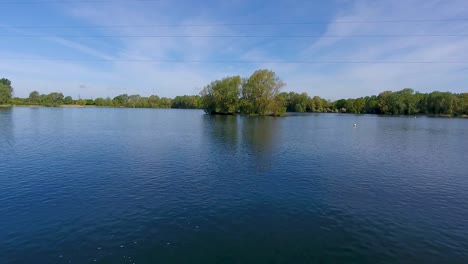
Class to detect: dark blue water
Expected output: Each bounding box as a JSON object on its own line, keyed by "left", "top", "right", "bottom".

{"left": 1, "top": 107, "right": 467, "bottom": 264}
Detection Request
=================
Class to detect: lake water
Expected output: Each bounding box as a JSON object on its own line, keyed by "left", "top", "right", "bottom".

{"left": 1, "top": 107, "right": 467, "bottom": 264}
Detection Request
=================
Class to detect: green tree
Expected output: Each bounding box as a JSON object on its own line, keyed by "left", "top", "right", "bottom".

{"left": 240, "top": 69, "right": 285, "bottom": 116}
{"left": 148, "top": 95, "right": 160, "bottom": 108}
{"left": 0, "top": 78, "right": 11, "bottom": 87}
{"left": 0, "top": 84, "right": 12, "bottom": 104}
{"left": 172, "top": 95, "right": 201, "bottom": 109}
{"left": 159, "top": 97, "right": 173, "bottom": 108}
{"left": 94, "top": 98, "right": 105, "bottom": 106}
{"left": 0, "top": 78, "right": 13, "bottom": 104}
{"left": 310, "top": 96, "right": 324, "bottom": 112}
{"left": 0, "top": 78, "right": 13, "bottom": 96}
{"left": 397, "top": 88, "right": 417, "bottom": 115}
{"left": 76, "top": 99, "right": 87, "bottom": 106}
{"left": 127, "top": 95, "right": 141, "bottom": 108}
{"left": 364, "top": 95, "right": 378, "bottom": 114}
{"left": 113, "top": 94, "right": 129, "bottom": 106}
{"left": 377, "top": 91, "right": 393, "bottom": 114}
{"left": 425, "top": 91, "right": 458, "bottom": 115}
{"left": 63, "top": 96, "right": 74, "bottom": 105}
{"left": 201, "top": 76, "right": 241, "bottom": 114}
{"left": 334, "top": 99, "right": 347, "bottom": 112}
{"left": 345, "top": 99, "right": 355, "bottom": 113}
{"left": 29, "top": 91, "right": 41, "bottom": 104}
{"left": 137, "top": 97, "right": 151, "bottom": 108}
{"left": 461, "top": 93, "right": 468, "bottom": 115}
{"left": 94, "top": 97, "right": 113, "bottom": 107}
{"left": 285, "top": 92, "right": 309, "bottom": 112}
{"left": 275, "top": 92, "right": 288, "bottom": 112}
{"left": 353, "top": 97, "right": 365, "bottom": 113}
{"left": 45, "top": 92, "right": 64, "bottom": 107}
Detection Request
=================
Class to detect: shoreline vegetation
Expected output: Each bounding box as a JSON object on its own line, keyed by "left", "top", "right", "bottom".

{"left": 1, "top": 70, "right": 467, "bottom": 117}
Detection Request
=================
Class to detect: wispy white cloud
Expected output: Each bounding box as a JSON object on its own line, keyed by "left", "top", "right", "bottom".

{"left": 283, "top": 0, "right": 468, "bottom": 99}
{"left": 48, "top": 37, "right": 116, "bottom": 60}
{"left": 2, "top": 0, "right": 467, "bottom": 99}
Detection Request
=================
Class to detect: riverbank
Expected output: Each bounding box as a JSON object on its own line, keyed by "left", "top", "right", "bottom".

{"left": 59, "top": 105, "right": 87, "bottom": 108}
{"left": 12, "top": 104, "right": 89, "bottom": 108}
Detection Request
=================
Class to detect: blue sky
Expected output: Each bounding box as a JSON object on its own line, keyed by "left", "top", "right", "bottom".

{"left": 0, "top": 0, "right": 467, "bottom": 100}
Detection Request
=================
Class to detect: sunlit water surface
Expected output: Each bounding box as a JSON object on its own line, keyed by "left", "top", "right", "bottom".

{"left": 1, "top": 107, "right": 467, "bottom": 263}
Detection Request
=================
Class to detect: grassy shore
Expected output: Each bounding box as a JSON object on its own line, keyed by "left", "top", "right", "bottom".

{"left": 12, "top": 104, "right": 88, "bottom": 108}
{"left": 59, "top": 105, "right": 87, "bottom": 108}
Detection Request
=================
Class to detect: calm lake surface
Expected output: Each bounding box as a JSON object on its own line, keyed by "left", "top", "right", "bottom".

{"left": 1, "top": 107, "right": 467, "bottom": 264}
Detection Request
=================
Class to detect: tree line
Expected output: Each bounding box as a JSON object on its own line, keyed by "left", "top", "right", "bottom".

{"left": 279, "top": 88, "right": 468, "bottom": 116}
{"left": 200, "top": 70, "right": 468, "bottom": 116}
{"left": 8, "top": 90, "right": 202, "bottom": 109}
{"left": 1, "top": 73, "right": 467, "bottom": 116}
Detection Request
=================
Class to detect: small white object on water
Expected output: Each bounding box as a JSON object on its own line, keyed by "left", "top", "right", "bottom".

{"left": 167, "top": 242, "right": 171, "bottom": 245}
{"left": 120, "top": 245, "right": 124, "bottom": 248}
{"left": 97, "top": 247, "right": 101, "bottom": 250}
{"left": 353, "top": 124, "right": 357, "bottom": 127}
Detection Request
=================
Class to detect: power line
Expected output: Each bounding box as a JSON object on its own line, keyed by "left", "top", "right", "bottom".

{"left": 0, "top": 0, "right": 161, "bottom": 4}
{"left": 2, "top": 19, "right": 468, "bottom": 28}
{"left": 0, "top": 34, "right": 467, "bottom": 38}
{"left": 0, "top": 58, "right": 467, "bottom": 64}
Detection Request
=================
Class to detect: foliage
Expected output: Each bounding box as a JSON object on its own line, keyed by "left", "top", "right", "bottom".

{"left": 200, "top": 76, "right": 241, "bottom": 114}
{"left": 94, "top": 97, "right": 112, "bottom": 107}
{"left": 45, "top": 93, "right": 64, "bottom": 107}
{"left": 2, "top": 74, "right": 467, "bottom": 116}
{"left": 199, "top": 70, "right": 287, "bottom": 116}
{"left": 0, "top": 84, "right": 12, "bottom": 104}
{"left": 333, "top": 89, "right": 467, "bottom": 116}
{"left": 0, "top": 78, "right": 12, "bottom": 87}
{"left": 28, "top": 91, "right": 40, "bottom": 104}
{"left": 0, "top": 78, "right": 13, "bottom": 104}
{"left": 92, "top": 94, "right": 173, "bottom": 108}
{"left": 240, "top": 69, "right": 286, "bottom": 116}
{"left": 280, "top": 92, "right": 309, "bottom": 112}
{"left": 172, "top": 95, "right": 201, "bottom": 109}
{"left": 63, "top": 96, "right": 74, "bottom": 105}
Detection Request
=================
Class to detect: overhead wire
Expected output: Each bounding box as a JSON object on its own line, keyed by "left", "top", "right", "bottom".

{"left": 1, "top": 19, "right": 468, "bottom": 28}
{"left": 1, "top": 1, "right": 466, "bottom": 65}
{"left": 0, "top": 34, "right": 467, "bottom": 38}
{"left": 0, "top": 0, "right": 162, "bottom": 4}
{"left": 0, "top": 58, "right": 466, "bottom": 64}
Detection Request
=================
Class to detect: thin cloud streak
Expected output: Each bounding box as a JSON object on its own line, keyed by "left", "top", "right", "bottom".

{"left": 1, "top": 0, "right": 467, "bottom": 99}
